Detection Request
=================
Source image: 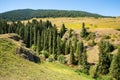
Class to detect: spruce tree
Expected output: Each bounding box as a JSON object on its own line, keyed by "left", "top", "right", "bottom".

{"left": 110, "top": 48, "right": 120, "bottom": 80}
{"left": 65, "top": 43, "right": 68, "bottom": 55}
{"left": 97, "top": 40, "right": 112, "bottom": 75}
{"left": 49, "top": 31, "right": 52, "bottom": 54}
{"left": 34, "top": 26, "right": 37, "bottom": 46}
{"left": 59, "top": 24, "right": 66, "bottom": 38}
{"left": 57, "top": 35, "right": 61, "bottom": 55}
{"left": 82, "top": 48, "right": 89, "bottom": 74}
{"left": 52, "top": 31, "right": 55, "bottom": 55}
{"left": 73, "top": 35, "right": 77, "bottom": 52}
{"left": 70, "top": 45, "right": 75, "bottom": 64}
{"left": 30, "top": 26, "right": 33, "bottom": 47}
{"left": 80, "top": 22, "right": 88, "bottom": 38}
{"left": 37, "top": 31, "right": 40, "bottom": 55}
{"left": 77, "top": 41, "right": 84, "bottom": 65}
{"left": 68, "top": 29, "right": 73, "bottom": 38}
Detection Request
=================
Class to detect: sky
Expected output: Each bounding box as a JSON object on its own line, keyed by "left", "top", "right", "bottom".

{"left": 0, "top": 0, "right": 120, "bottom": 16}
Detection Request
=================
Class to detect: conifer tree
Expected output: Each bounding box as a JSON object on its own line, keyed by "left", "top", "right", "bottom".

{"left": 37, "top": 31, "right": 40, "bottom": 55}
{"left": 82, "top": 48, "right": 89, "bottom": 74}
{"left": 52, "top": 31, "right": 55, "bottom": 55}
{"left": 57, "top": 35, "right": 61, "bottom": 55}
{"left": 73, "top": 35, "right": 77, "bottom": 52}
{"left": 110, "top": 48, "right": 120, "bottom": 80}
{"left": 59, "top": 24, "right": 66, "bottom": 38}
{"left": 34, "top": 26, "right": 37, "bottom": 46}
{"left": 77, "top": 41, "right": 84, "bottom": 65}
{"left": 70, "top": 45, "right": 75, "bottom": 64}
{"left": 97, "top": 40, "right": 112, "bottom": 75}
{"left": 49, "top": 31, "right": 52, "bottom": 54}
{"left": 65, "top": 42, "right": 68, "bottom": 55}
{"left": 30, "top": 26, "right": 33, "bottom": 47}
{"left": 80, "top": 22, "right": 88, "bottom": 38}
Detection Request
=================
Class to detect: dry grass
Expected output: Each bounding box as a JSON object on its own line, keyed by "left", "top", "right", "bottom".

{"left": 22, "top": 17, "right": 120, "bottom": 29}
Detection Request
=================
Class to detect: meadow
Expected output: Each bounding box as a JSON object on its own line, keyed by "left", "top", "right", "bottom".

{"left": 22, "top": 17, "right": 120, "bottom": 29}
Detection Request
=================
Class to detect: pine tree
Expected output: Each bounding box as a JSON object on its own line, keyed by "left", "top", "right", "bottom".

{"left": 52, "top": 31, "right": 55, "bottom": 55}
{"left": 77, "top": 41, "right": 84, "bottom": 65}
{"left": 34, "top": 26, "right": 37, "bottom": 46}
{"left": 80, "top": 22, "right": 88, "bottom": 38}
{"left": 68, "top": 29, "right": 73, "bottom": 38}
{"left": 65, "top": 42, "right": 68, "bottom": 55}
{"left": 49, "top": 31, "right": 52, "bottom": 54}
{"left": 70, "top": 45, "right": 75, "bottom": 64}
{"left": 43, "top": 31, "right": 47, "bottom": 50}
{"left": 110, "top": 48, "right": 120, "bottom": 80}
{"left": 57, "top": 35, "right": 61, "bottom": 55}
{"left": 37, "top": 31, "right": 40, "bottom": 55}
{"left": 82, "top": 48, "right": 90, "bottom": 74}
{"left": 73, "top": 35, "right": 77, "bottom": 52}
{"left": 30, "top": 26, "right": 33, "bottom": 47}
{"left": 59, "top": 24, "right": 66, "bottom": 38}
{"left": 97, "top": 40, "right": 112, "bottom": 75}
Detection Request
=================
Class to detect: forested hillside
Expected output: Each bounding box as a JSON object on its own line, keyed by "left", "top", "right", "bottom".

{"left": 0, "top": 19, "right": 120, "bottom": 80}
{"left": 0, "top": 9, "right": 107, "bottom": 21}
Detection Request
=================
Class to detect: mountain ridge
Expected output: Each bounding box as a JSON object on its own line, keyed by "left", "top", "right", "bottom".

{"left": 0, "top": 9, "right": 112, "bottom": 21}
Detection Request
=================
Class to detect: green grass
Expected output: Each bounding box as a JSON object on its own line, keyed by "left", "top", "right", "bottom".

{"left": 0, "top": 38, "right": 94, "bottom": 80}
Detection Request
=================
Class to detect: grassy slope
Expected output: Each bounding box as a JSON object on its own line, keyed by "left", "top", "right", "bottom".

{"left": 21, "top": 17, "right": 120, "bottom": 29}
{"left": 0, "top": 38, "right": 93, "bottom": 80}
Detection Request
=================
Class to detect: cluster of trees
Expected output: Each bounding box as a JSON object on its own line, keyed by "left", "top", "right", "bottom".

{"left": 0, "top": 9, "right": 106, "bottom": 21}
{"left": 94, "top": 39, "right": 120, "bottom": 80}
{"left": 0, "top": 19, "right": 89, "bottom": 74}
{"left": 0, "top": 19, "right": 119, "bottom": 80}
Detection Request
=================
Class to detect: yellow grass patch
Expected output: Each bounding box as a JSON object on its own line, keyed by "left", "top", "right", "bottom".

{"left": 21, "top": 17, "right": 120, "bottom": 29}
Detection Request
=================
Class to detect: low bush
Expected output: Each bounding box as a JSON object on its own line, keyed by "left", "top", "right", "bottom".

{"left": 57, "top": 55, "right": 66, "bottom": 63}
{"left": 47, "top": 55, "right": 55, "bottom": 62}
{"left": 40, "top": 50, "right": 49, "bottom": 58}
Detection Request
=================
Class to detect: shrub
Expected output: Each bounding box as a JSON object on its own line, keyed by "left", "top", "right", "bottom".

{"left": 31, "top": 45, "right": 37, "bottom": 51}
{"left": 86, "top": 32, "right": 95, "bottom": 41}
{"left": 57, "top": 55, "right": 66, "bottom": 63}
{"left": 89, "top": 66, "right": 98, "bottom": 78}
{"left": 40, "top": 50, "right": 49, "bottom": 58}
{"left": 102, "top": 35, "right": 111, "bottom": 39}
{"left": 88, "top": 40, "right": 96, "bottom": 47}
{"left": 47, "top": 55, "right": 55, "bottom": 62}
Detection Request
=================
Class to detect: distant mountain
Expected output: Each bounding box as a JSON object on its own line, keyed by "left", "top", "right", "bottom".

{"left": 0, "top": 9, "right": 111, "bottom": 21}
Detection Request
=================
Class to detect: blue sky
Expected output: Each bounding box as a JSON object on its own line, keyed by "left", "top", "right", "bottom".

{"left": 0, "top": 0, "right": 120, "bottom": 16}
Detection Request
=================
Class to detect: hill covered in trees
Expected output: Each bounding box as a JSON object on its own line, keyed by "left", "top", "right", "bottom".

{"left": 0, "top": 19, "right": 120, "bottom": 80}
{"left": 0, "top": 9, "right": 110, "bottom": 21}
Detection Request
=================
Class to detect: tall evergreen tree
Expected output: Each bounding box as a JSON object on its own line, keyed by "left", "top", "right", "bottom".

{"left": 82, "top": 48, "right": 90, "bottom": 74}
{"left": 57, "top": 35, "right": 61, "bottom": 55}
{"left": 30, "top": 26, "right": 33, "bottom": 47}
{"left": 77, "top": 41, "right": 84, "bottom": 65}
{"left": 52, "top": 31, "right": 55, "bottom": 55}
{"left": 34, "top": 26, "right": 37, "bottom": 46}
{"left": 97, "top": 40, "right": 112, "bottom": 75}
{"left": 65, "top": 42, "right": 69, "bottom": 55}
{"left": 37, "top": 31, "right": 40, "bottom": 55}
{"left": 73, "top": 35, "right": 77, "bottom": 52}
{"left": 110, "top": 48, "right": 120, "bottom": 80}
{"left": 70, "top": 45, "right": 75, "bottom": 64}
{"left": 80, "top": 22, "right": 88, "bottom": 38}
{"left": 49, "top": 31, "right": 52, "bottom": 54}
{"left": 59, "top": 24, "right": 67, "bottom": 38}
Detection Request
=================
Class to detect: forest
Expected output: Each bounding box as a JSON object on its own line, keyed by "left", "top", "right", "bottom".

{"left": 0, "top": 19, "right": 120, "bottom": 80}
{"left": 0, "top": 9, "right": 110, "bottom": 21}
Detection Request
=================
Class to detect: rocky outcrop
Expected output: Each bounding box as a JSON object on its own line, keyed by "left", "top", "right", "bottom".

{"left": 16, "top": 47, "right": 40, "bottom": 63}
